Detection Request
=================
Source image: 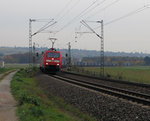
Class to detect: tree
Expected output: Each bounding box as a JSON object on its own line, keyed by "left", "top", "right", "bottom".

{"left": 0, "top": 53, "right": 4, "bottom": 57}
{"left": 144, "top": 56, "right": 150, "bottom": 65}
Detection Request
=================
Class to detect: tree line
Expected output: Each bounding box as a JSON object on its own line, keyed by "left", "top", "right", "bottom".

{"left": 1, "top": 52, "right": 150, "bottom": 66}
{"left": 81, "top": 56, "right": 150, "bottom": 66}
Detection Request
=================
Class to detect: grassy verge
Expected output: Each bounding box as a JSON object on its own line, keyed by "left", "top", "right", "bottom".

{"left": 0, "top": 68, "right": 11, "bottom": 74}
{"left": 0, "top": 67, "right": 17, "bottom": 81}
{"left": 0, "top": 63, "right": 30, "bottom": 81}
{"left": 67, "top": 66, "right": 150, "bottom": 85}
{"left": 11, "top": 68, "right": 96, "bottom": 121}
{"left": 0, "top": 69, "right": 16, "bottom": 81}
{"left": 5, "top": 64, "right": 29, "bottom": 69}
{"left": 0, "top": 63, "right": 27, "bottom": 76}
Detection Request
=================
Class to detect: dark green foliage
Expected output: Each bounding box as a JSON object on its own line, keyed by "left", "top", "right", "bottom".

{"left": 82, "top": 56, "right": 145, "bottom": 66}
{"left": 144, "top": 56, "right": 150, "bottom": 65}
{"left": 18, "top": 91, "right": 40, "bottom": 106}
{"left": 0, "top": 68, "right": 10, "bottom": 74}
{"left": 106, "top": 73, "right": 111, "bottom": 78}
{"left": 29, "top": 106, "right": 43, "bottom": 117}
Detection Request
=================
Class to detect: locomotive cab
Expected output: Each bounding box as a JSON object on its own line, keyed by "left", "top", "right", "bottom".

{"left": 40, "top": 48, "right": 61, "bottom": 73}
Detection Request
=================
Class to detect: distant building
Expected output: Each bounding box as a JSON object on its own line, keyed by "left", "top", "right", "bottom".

{"left": 0, "top": 61, "right": 5, "bottom": 68}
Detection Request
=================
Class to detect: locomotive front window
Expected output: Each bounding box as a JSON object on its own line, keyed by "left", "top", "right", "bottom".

{"left": 46, "top": 52, "right": 60, "bottom": 58}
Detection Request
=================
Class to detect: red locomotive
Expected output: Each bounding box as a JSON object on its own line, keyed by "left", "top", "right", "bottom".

{"left": 40, "top": 48, "right": 61, "bottom": 73}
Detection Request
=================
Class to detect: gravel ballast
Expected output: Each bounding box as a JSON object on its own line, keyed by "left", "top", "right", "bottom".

{"left": 36, "top": 73, "right": 150, "bottom": 121}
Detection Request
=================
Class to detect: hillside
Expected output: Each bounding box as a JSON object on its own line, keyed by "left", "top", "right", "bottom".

{"left": 0, "top": 47, "right": 150, "bottom": 59}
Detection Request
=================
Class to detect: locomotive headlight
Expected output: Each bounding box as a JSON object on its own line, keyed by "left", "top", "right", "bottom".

{"left": 57, "top": 64, "right": 59, "bottom": 66}
{"left": 46, "top": 63, "right": 48, "bottom": 65}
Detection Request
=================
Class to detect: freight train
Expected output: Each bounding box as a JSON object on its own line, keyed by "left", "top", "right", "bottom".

{"left": 40, "top": 48, "right": 61, "bottom": 73}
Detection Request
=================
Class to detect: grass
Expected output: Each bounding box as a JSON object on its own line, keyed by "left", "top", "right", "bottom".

{"left": 0, "top": 67, "right": 17, "bottom": 81}
{"left": 11, "top": 68, "right": 96, "bottom": 121}
{"left": 81, "top": 66, "right": 150, "bottom": 84}
{"left": 0, "top": 63, "right": 25, "bottom": 81}
{"left": 68, "top": 66, "right": 150, "bottom": 85}
{"left": 0, "top": 69, "right": 16, "bottom": 81}
{"left": 0, "top": 63, "right": 28, "bottom": 75}
{"left": 0, "top": 68, "right": 11, "bottom": 74}
{"left": 5, "top": 63, "right": 29, "bottom": 69}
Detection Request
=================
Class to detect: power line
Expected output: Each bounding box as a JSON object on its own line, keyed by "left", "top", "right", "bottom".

{"left": 54, "top": 0, "right": 74, "bottom": 19}
{"left": 86, "top": 0, "right": 121, "bottom": 19}
{"left": 57, "top": 0, "right": 100, "bottom": 33}
{"left": 31, "top": 19, "right": 53, "bottom": 22}
{"left": 81, "top": 20, "right": 102, "bottom": 38}
{"left": 80, "top": 20, "right": 104, "bottom": 77}
{"left": 45, "top": 0, "right": 81, "bottom": 40}
{"left": 105, "top": 5, "right": 150, "bottom": 25}
{"left": 32, "top": 19, "right": 54, "bottom": 35}
{"left": 33, "top": 0, "right": 75, "bottom": 35}
{"left": 93, "top": 4, "right": 150, "bottom": 29}
{"left": 56, "top": 0, "right": 81, "bottom": 22}
{"left": 78, "top": 0, "right": 107, "bottom": 19}
{"left": 32, "top": 21, "right": 57, "bottom": 36}
{"left": 29, "top": 18, "right": 57, "bottom": 67}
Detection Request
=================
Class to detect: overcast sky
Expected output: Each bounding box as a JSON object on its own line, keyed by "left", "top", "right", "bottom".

{"left": 0, "top": 0, "right": 150, "bottom": 53}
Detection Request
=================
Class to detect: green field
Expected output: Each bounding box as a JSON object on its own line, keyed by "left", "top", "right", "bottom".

{"left": 0, "top": 64, "right": 28, "bottom": 75}
{"left": 78, "top": 66, "right": 150, "bottom": 84}
{"left": 5, "top": 64, "right": 29, "bottom": 68}
{"left": 0, "top": 68, "right": 10, "bottom": 74}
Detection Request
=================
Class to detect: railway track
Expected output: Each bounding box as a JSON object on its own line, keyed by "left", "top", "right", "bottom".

{"left": 62, "top": 71, "right": 150, "bottom": 88}
{"left": 51, "top": 74, "right": 150, "bottom": 106}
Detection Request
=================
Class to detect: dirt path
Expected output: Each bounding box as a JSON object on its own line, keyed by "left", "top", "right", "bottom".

{"left": 0, "top": 71, "right": 17, "bottom": 121}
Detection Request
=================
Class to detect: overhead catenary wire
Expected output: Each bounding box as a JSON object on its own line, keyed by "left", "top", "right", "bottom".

{"left": 32, "top": 21, "right": 57, "bottom": 36}
{"left": 32, "top": 0, "right": 81, "bottom": 37}
{"left": 81, "top": 20, "right": 102, "bottom": 39}
{"left": 31, "top": 0, "right": 74, "bottom": 37}
{"left": 56, "top": 0, "right": 123, "bottom": 34}
{"left": 57, "top": 0, "right": 101, "bottom": 33}
{"left": 91, "top": 4, "right": 150, "bottom": 30}
{"left": 104, "top": 4, "right": 150, "bottom": 25}
{"left": 78, "top": 0, "right": 107, "bottom": 19}
{"left": 85, "top": 0, "right": 121, "bottom": 19}
{"left": 54, "top": 0, "right": 74, "bottom": 20}
{"left": 30, "top": 1, "right": 76, "bottom": 37}
{"left": 55, "top": 0, "right": 150, "bottom": 50}
{"left": 56, "top": 0, "right": 81, "bottom": 22}
{"left": 31, "top": 19, "right": 53, "bottom": 22}
{"left": 32, "top": 19, "right": 54, "bottom": 35}
{"left": 75, "top": 2, "right": 150, "bottom": 46}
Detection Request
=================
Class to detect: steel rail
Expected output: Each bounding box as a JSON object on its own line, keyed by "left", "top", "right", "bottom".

{"left": 51, "top": 75, "right": 150, "bottom": 106}
{"left": 61, "top": 71, "right": 150, "bottom": 88}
